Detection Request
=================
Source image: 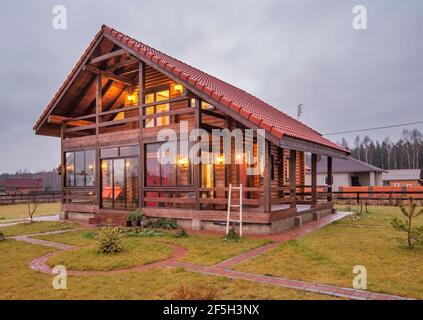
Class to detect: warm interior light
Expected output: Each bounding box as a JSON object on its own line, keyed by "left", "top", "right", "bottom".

{"left": 177, "top": 157, "right": 189, "bottom": 166}
{"left": 174, "top": 83, "right": 183, "bottom": 93}
{"left": 125, "top": 162, "right": 130, "bottom": 168}
{"left": 88, "top": 164, "right": 94, "bottom": 171}
{"left": 216, "top": 155, "right": 225, "bottom": 164}
{"left": 126, "top": 94, "right": 136, "bottom": 102}
{"left": 235, "top": 153, "right": 243, "bottom": 161}
{"left": 101, "top": 162, "right": 108, "bottom": 170}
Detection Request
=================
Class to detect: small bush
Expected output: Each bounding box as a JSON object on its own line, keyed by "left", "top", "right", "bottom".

{"left": 225, "top": 225, "right": 241, "bottom": 241}
{"left": 96, "top": 220, "right": 124, "bottom": 254}
{"left": 174, "top": 226, "right": 189, "bottom": 238}
{"left": 150, "top": 218, "right": 178, "bottom": 230}
{"left": 171, "top": 284, "right": 218, "bottom": 300}
{"left": 0, "top": 231, "right": 4, "bottom": 242}
{"left": 126, "top": 209, "right": 144, "bottom": 227}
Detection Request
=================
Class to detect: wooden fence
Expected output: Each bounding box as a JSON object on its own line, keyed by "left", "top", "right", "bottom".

{"left": 0, "top": 192, "right": 61, "bottom": 205}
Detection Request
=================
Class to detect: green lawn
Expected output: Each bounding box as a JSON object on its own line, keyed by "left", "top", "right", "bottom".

{"left": 0, "top": 203, "right": 60, "bottom": 221}
{"left": 48, "top": 237, "right": 172, "bottom": 271}
{"left": 35, "top": 229, "right": 272, "bottom": 266}
{"left": 0, "top": 239, "right": 334, "bottom": 300}
{"left": 235, "top": 206, "right": 423, "bottom": 299}
{"left": 0, "top": 221, "right": 80, "bottom": 237}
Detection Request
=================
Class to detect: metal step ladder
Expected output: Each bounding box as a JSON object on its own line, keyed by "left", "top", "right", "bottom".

{"left": 226, "top": 184, "right": 243, "bottom": 237}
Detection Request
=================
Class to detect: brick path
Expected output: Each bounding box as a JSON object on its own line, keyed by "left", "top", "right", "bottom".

{"left": 11, "top": 211, "right": 415, "bottom": 300}
{"left": 0, "top": 214, "right": 59, "bottom": 228}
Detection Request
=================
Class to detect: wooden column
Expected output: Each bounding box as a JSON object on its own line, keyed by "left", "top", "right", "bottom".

{"left": 289, "top": 150, "right": 297, "bottom": 209}
{"left": 138, "top": 62, "right": 145, "bottom": 209}
{"left": 95, "top": 74, "right": 102, "bottom": 208}
{"left": 60, "top": 126, "right": 65, "bottom": 206}
{"left": 327, "top": 156, "right": 333, "bottom": 203}
{"left": 278, "top": 148, "right": 284, "bottom": 199}
{"left": 263, "top": 140, "right": 271, "bottom": 213}
{"left": 311, "top": 153, "right": 318, "bottom": 208}
{"left": 194, "top": 98, "right": 202, "bottom": 210}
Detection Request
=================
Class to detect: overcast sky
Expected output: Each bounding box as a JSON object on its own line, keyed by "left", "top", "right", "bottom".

{"left": 0, "top": 0, "right": 422, "bottom": 173}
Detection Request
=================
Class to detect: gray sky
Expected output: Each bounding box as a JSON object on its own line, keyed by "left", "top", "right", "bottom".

{"left": 0, "top": 0, "right": 422, "bottom": 173}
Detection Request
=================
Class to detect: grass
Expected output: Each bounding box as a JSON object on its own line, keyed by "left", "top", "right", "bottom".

{"left": 48, "top": 237, "right": 171, "bottom": 271}
{"left": 35, "top": 229, "right": 272, "bottom": 266}
{"left": 0, "top": 239, "right": 335, "bottom": 300}
{"left": 235, "top": 205, "right": 423, "bottom": 299}
{"left": 0, "top": 202, "right": 60, "bottom": 221}
{"left": 0, "top": 221, "right": 80, "bottom": 237}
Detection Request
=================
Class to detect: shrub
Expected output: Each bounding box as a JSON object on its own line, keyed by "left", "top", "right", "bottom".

{"left": 126, "top": 209, "right": 144, "bottom": 227}
{"left": 174, "top": 226, "right": 189, "bottom": 238}
{"left": 225, "top": 225, "right": 241, "bottom": 241}
{"left": 0, "top": 231, "right": 4, "bottom": 242}
{"left": 391, "top": 199, "right": 423, "bottom": 247}
{"left": 150, "top": 218, "right": 178, "bottom": 230}
{"left": 171, "top": 284, "right": 218, "bottom": 300}
{"left": 96, "top": 220, "right": 124, "bottom": 254}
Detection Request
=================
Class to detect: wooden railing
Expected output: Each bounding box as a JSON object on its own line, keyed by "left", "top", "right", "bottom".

{"left": 62, "top": 187, "right": 96, "bottom": 204}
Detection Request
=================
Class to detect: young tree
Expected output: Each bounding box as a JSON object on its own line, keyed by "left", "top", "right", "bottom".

{"left": 27, "top": 198, "right": 39, "bottom": 223}
{"left": 391, "top": 199, "right": 423, "bottom": 247}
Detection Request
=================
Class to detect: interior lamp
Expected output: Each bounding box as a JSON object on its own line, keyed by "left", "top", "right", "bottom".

{"left": 174, "top": 83, "right": 183, "bottom": 93}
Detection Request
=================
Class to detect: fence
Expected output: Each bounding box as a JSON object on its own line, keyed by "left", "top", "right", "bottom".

{"left": 0, "top": 192, "right": 61, "bottom": 205}
{"left": 334, "top": 186, "right": 423, "bottom": 205}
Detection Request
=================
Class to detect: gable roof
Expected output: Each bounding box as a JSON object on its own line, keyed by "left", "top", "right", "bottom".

{"left": 382, "top": 169, "right": 422, "bottom": 181}
{"left": 307, "top": 156, "right": 385, "bottom": 174}
{"left": 34, "top": 25, "right": 348, "bottom": 155}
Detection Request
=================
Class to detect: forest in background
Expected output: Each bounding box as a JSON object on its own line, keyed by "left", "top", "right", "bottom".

{"left": 338, "top": 128, "right": 423, "bottom": 170}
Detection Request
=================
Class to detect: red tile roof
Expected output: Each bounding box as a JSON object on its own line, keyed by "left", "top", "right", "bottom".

{"left": 5, "top": 178, "right": 43, "bottom": 189}
{"left": 35, "top": 25, "right": 348, "bottom": 154}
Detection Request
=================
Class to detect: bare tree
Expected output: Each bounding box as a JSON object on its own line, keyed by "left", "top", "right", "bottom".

{"left": 27, "top": 198, "right": 39, "bottom": 223}
{"left": 362, "top": 135, "right": 372, "bottom": 163}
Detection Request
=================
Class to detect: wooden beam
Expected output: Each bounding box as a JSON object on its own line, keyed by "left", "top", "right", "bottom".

{"left": 138, "top": 61, "right": 145, "bottom": 208}
{"left": 106, "top": 58, "right": 139, "bottom": 72}
{"left": 48, "top": 115, "right": 94, "bottom": 127}
{"left": 327, "top": 156, "right": 333, "bottom": 203}
{"left": 95, "top": 74, "right": 102, "bottom": 207}
{"left": 194, "top": 98, "right": 202, "bottom": 210}
{"left": 289, "top": 150, "right": 297, "bottom": 209}
{"left": 83, "top": 65, "right": 136, "bottom": 86}
{"left": 311, "top": 153, "right": 317, "bottom": 208}
{"left": 90, "top": 49, "right": 128, "bottom": 65}
{"left": 264, "top": 140, "right": 271, "bottom": 213}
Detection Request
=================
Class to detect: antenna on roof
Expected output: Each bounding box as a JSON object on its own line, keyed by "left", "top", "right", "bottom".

{"left": 297, "top": 103, "right": 303, "bottom": 120}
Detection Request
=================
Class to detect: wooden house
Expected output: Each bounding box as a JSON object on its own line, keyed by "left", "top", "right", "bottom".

{"left": 34, "top": 25, "right": 349, "bottom": 234}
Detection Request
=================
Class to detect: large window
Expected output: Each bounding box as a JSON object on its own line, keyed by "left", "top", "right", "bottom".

{"left": 144, "top": 89, "right": 170, "bottom": 128}
{"left": 145, "top": 142, "right": 192, "bottom": 187}
{"left": 65, "top": 150, "right": 95, "bottom": 187}
{"left": 101, "top": 146, "right": 139, "bottom": 209}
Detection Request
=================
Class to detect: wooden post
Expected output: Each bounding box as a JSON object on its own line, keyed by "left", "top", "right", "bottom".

{"left": 327, "top": 156, "right": 333, "bottom": 203}
{"left": 95, "top": 74, "right": 102, "bottom": 208}
{"left": 289, "top": 150, "right": 297, "bottom": 209}
{"left": 263, "top": 140, "right": 271, "bottom": 213}
{"left": 194, "top": 98, "right": 202, "bottom": 210}
{"left": 278, "top": 148, "right": 284, "bottom": 199}
{"left": 138, "top": 61, "right": 145, "bottom": 209}
{"left": 311, "top": 153, "right": 318, "bottom": 208}
{"left": 60, "top": 126, "right": 65, "bottom": 206}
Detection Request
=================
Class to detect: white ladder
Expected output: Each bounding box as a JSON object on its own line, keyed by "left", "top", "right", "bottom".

{"left": 226, "top": 184, "right": 243, "bottom": 237}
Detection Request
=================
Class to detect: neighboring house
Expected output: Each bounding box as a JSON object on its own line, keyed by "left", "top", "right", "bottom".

{"left": 33, "top": 25, "right": 348, "bottom": 234}
{"left": 4, "top": 178, "right": 43, "bottom": 194}
{"left": 382, "top": 169, "right": 422, "bottom": 187}
{"left": 305, "top": 157, "right": 385, "bottom": 191}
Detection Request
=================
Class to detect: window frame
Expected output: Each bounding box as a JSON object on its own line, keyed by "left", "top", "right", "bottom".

{"left": 143, "top": 86, "right": 170, "bottom": 128}
{"left": 64, "top": 149, "right": 96, "bottom": 188}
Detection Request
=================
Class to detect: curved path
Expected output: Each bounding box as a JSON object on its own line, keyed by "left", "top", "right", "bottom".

{"left": 10, "top": 212, "right": 415, "bottom": 300}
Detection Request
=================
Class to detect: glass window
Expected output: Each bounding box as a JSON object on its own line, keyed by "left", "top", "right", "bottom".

{"left": 143, "top": 89, "right": 170, "bottom": 128}
{"left": 85, "top": 150, "right": 95, "bottom": 186}
{"left": 65, "top": 152, "right": 75, "bottom": 187}
{"left": 145, "top": 142, "right": 192, "bottom": 187}
{"left": 101, "top": 160, "right": 113, "bottom": 208}
{"left": 146, "top": 144, "right": 161, "bottom": 186}
{"left": 125, "top": 158, "right": 139, "bottom": 209}
{"left": 65, "top": 150, "right": 95, "bottom": 187}
{"left": 113, "top": 159, "right": 125, "bottom": 209}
